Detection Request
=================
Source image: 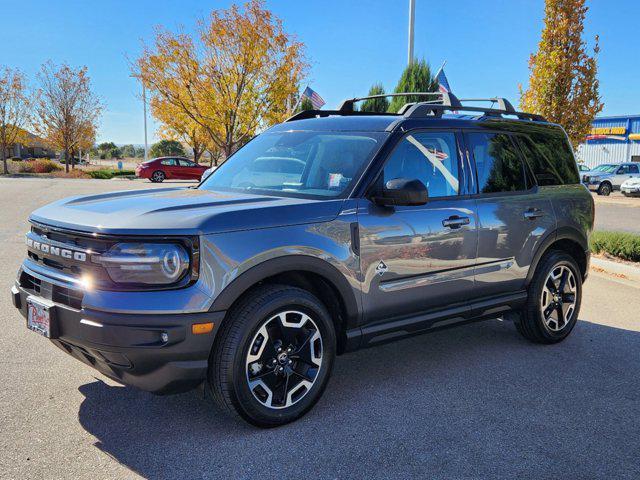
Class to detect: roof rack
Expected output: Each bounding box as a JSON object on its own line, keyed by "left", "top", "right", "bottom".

{"left": 284, "top": 92, "right": 545, "bottom": 123}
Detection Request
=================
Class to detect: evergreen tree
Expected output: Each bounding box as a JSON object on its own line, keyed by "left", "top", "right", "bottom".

{"left": 389, "top": 59, "right": 439, "bottom": 113}
{"left": 360, "top": 83, "right": 389, "bottom": 113}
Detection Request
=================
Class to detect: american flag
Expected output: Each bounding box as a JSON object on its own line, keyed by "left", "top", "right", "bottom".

{"left": 301, "top": 86, "right": 325, "bottom": 109}
{"left": 435, "top": 66, "right": 452, "bottom": 94}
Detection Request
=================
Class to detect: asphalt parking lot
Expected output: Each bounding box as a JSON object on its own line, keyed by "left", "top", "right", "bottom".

{"left": 1, "top": 178, "right": 639, "bottom": 479}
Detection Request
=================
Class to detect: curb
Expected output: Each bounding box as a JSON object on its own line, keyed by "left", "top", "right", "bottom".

{"left": 590, "top": 256, "right": 640, "bottom": 283}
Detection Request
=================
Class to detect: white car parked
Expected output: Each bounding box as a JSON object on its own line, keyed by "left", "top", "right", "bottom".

{"left": 621, "top": 177, "right": 640, "bottom": 197}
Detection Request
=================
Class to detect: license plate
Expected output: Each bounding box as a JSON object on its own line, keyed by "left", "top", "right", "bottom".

{"left": 27, "top": 297, "right": 53, "bottom": 338}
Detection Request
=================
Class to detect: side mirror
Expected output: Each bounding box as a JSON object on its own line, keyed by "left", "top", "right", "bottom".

{"left": 371, "top": 177, "right": 429, "bottom": 207}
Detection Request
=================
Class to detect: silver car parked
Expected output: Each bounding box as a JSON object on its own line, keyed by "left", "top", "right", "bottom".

{"left": 583, "top": 162, "right": 640, "bottom": 195}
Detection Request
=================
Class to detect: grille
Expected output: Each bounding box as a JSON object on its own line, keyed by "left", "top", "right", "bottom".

{"left": 27, "top": 222, "right": 115, "bottom": 289}
{"left": 20, "top": 271, "right": 83, "bottom": 310}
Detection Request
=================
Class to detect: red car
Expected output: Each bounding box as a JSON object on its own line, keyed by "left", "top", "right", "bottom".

{"left": 136, "top": 157, "right": 208, "bottom": 182}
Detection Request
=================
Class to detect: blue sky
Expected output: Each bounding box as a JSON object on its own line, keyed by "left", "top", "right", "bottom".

{"left": 1, "top": 0, "right": 637, "bottom": 144}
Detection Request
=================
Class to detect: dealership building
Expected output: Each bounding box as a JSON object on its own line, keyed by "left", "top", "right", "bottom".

{"left": 576, "top": 114, "right": 640, "bottom": 168}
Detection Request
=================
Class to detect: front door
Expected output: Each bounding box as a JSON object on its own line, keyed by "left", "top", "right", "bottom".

{"left": 358, "top": 130, "right": 478, "bottom": 325}
{"left": 614, "top": 163, "right": 640, "bottom": 187}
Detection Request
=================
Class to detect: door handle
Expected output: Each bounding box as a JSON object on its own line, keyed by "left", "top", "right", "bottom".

{"left": 442, "top": 215, "right": 470, "bottom": 229}
{"left": 524, "top": 208, "right": 544, "bottom": 220}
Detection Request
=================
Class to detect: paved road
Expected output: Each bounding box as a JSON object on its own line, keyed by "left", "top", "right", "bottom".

{"left": 1, "top": 178, "right": 639, "bottom": 479}
{"left": 593, "top": 193, "right": 640, "bottom": 233}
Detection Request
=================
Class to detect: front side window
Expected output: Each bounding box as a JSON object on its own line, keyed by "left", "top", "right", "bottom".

{"left": 200, "top": 131, "right": 387, "bottom": 198}
{"left": 161, "top": 159, "right": 176, "bottom": 166}
{"left": 382, "top": 131, "right": 460, "bottom": 198}
{"left": 619, "top": 164, "right": 639, "bottom": 174}
{"left": 468, "top": 132, "right": 526, "bottom": 193}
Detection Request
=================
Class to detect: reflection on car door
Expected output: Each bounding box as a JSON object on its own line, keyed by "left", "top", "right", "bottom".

{"left": 465, "top": 131, "right": 555, "bottom": 299}
{"left": 358, "top": 130, "right": 478, "bottom": 325}
{"left": 178, "top": 159, "right": 201, "bottom": 179}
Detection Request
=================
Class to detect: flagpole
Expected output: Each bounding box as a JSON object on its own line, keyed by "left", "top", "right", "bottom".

{"left": 291, "top": 84, "right": 307, "bottom": 113}
{"left": 407, "top": 0, "right": 415, "bottom": 64}
{"left": 434, "top": 60, "right": 447, "bottom": 79}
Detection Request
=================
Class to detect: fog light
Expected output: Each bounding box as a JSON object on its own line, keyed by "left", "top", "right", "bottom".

{"left": 160, "top": 332, "right": 169, "bottom": 343}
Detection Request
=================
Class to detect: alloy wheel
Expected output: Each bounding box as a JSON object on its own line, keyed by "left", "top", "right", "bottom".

{"left": 152, "top": 171, "right": 165, "bottom": 182}
{"left": 245, "top": 310, "right": 323, "bottom": 409}
{"left": 540, "top": 265, "right": 577, "bottom": 332}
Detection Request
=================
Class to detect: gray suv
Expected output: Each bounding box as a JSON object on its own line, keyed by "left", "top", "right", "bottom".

{"left": 11, "top": 93, "right": 594, "bottom": 427}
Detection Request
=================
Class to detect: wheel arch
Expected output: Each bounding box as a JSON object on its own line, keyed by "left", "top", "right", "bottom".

{"left": 526, "top": 227, "right": 589, "bottom": 285}
{"left": 209, "top": 255, "right": 360, "bottom": 354}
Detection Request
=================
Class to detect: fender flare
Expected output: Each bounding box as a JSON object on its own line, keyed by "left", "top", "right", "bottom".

{"left": 208, "top": 255, "right": 360, "bottom": 327}
{"left": 525, "top": 226, "right": 589, "bottom": 285}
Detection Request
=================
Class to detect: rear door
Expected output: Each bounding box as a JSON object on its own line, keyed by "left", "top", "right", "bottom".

{"left": 358, "top": 130, "right": 478, "bottom": 324}
{"left": 465, "top": 131, "right": 555, "bottom": 299}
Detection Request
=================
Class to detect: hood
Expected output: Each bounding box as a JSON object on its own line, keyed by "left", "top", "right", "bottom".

{"left": 29, "top": 187, "right": 343, "bottom": 235}
{"left": 622, "top": 177, "right": 640, "bottom": 186}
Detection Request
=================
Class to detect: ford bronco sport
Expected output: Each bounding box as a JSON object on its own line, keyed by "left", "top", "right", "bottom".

{"left": 11, "top": 93, "right": 593, "bottom": 427}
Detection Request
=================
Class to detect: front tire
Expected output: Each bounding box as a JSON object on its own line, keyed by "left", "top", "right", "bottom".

{"left": 208, "top": 285, "right": 336, "bottom": 427}
{"left": 515, "top": 251, "right": 582, "bottom": 344}
{"left": 598, "top": 182, "right": 611, "bottom": 196}
{"left": 150, "top": 170, "right": 165, "bottom": 183}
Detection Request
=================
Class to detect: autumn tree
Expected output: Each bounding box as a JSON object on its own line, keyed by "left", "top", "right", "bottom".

{"left": 360, "top": 83, "right": 389, "bottom": 113}
{"left": 520, "top": 0, "right": 603, "bottom": 148}
{"left": 34, "top": 62, "right": 102, "bottom": 172}
{"left": 152, "top": 96, "right": 209, "bottom": 162}
{"left": 0, "top": 67, "right": 31, "bottom": 174}
{"left": 389, "top": 59, "right": 438, "bottom": 113}
{"left": 135, "top": 0, "right": 307, "bottom": 159}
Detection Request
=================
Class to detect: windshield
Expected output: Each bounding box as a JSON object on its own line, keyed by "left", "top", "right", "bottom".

{"left": 592, "top": 164, "right": 617, "bottom": 173}
{"left": 199, "top": 131, "right": 387, "bottom": 198}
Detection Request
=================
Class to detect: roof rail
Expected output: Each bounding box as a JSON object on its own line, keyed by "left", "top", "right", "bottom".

{"left": 337, "top": 92, "right": 462, "bottom": 112}
{"left": 458, "top": 97, "right": 516, "bottom": 113}
{"left": 284, "top": 92, "right": 545, "bottom": 123}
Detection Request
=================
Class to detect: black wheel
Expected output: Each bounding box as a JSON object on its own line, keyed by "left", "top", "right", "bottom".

{"left": 208, "top": 285, "right": 336, "bottom": 427}
{"left": 515, "top": 251, "right": 582, "bottom": 344}
{"left": 598, "top": 182, "right": 611, "bottom": 196}
{"left": 151, "top": 170, "right": 165, "bottom": 183}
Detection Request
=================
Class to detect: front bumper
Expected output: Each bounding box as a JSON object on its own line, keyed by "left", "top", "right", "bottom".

{"left": 11, "top": 280, "right": 223, "bottom": 395}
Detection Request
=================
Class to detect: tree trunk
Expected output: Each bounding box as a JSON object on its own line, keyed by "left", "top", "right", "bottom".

{"left": 64, "top": 147, "right": 69, "bottom": 173}
{"left": 1, "top": 147, "right": 7, "bottom": 175}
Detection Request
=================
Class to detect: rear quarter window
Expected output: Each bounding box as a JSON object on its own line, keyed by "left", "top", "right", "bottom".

{"left": 515, "top": 129, "right": 579, "bottom": 186}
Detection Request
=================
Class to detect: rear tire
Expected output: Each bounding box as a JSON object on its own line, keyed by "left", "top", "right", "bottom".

{"left": 151, "top": 170, "right": 165, "bottom": 183}
{"left": 515, "top": 251, "right": 582, "bottom": 344}
{"left": 598, "top": 182, "right": 611, "bottom": 196}
{"left": 208, "top": 285, "right": 336, "bottom": 427}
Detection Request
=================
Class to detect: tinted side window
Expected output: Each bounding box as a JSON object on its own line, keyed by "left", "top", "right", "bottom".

{"left": 515, "top": 136, "right": 562, "bottom": 186}
{"left": 526, "top": 130, "right": 579, "bottom": 184}
{"left": 160, "top": 159, "right": 176, "bottom": 166}
{"left": 382, "top": 132, "right": 460, "bottom": 198}
{"left": 468, "top": 133, "right": 526, "bottom": 193}
{"left": 630, "top": 165, "right": 639, "bottom": 174}
{"left": 178, "top": 159, "right": 195, "bottom": 167}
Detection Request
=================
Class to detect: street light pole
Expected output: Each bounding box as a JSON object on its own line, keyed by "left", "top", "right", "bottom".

{"left": 142, "top": 84, "right": 148, "bottom": 162}
{"left": 408, "top": 0, "right": 415, "bottom": 65}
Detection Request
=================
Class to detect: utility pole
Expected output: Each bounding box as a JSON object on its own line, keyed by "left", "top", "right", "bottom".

{"left": 408, "top": 0, "right": 415, "bottom": 65}
{"left": 142, "top": 84, "right": 148, "bottom": 162}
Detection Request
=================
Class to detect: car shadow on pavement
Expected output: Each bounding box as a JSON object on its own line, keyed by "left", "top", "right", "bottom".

{"left": 77, "top": 318, "right": 640, "bottom": 479}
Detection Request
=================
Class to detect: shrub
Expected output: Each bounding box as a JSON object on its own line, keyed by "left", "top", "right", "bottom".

{"left": 18, "top": 159, "right": 62, "bottom": 174}
{"left": 89, "top": 169, "right": 114, "bottom": 179}
{"left": 590, "top": 231, "right": 640, "bottom": 262}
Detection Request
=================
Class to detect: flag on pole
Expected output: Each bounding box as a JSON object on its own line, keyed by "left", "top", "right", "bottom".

{"left": 301, "top": 86, "right": 326, "bottom": 109}
{"left": 435, "top": 66, "right": 452, "bottom": 94}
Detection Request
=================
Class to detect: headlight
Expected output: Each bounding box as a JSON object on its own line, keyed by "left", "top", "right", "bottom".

{"left": 95, "top": 242, "right": 191, "bottom": 286}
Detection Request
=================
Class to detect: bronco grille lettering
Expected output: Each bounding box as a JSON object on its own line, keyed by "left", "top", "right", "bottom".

{"left": 26, "top": 236, "right": 87, "bottom": 262}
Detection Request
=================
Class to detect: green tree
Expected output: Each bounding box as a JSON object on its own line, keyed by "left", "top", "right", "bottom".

{"left": 520, "top": 0, "right": 603, "bottom": 148}
{"left": 135, "top": 146, "right": 145, "bottom": 158}
{"left": 97, "top": 142, "right": 116, "bottom": 159}
{"left": 149, "top": 139, "right": 186, "bottom": 158}
{"left": 295, "top": 97, "right": 314, "bottom": 113}
{"left": 120, "top": 144, "right": 136, "bottom": 157}
{"left": 360, "top": 83, "right": 389, "bottom": 113}
{"left": 389, "top": 59, "right": 439, "bottom": 113}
